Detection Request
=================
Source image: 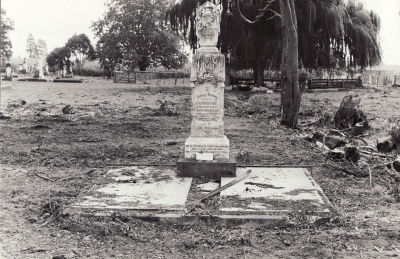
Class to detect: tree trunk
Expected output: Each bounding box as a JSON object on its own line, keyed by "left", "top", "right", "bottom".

{"left": 279, "top": 0, "right": 301, "bottom": 128}
{"left": 253, "top": 63, "right": 258, "bottom": 83}
{"left": 256, "top": 61, "right": 265, "bottom": 87}
{"left": 138, "top": 56, "right": 148, "bottom": 71}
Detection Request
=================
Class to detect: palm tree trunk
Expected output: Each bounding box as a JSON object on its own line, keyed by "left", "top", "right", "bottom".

{"left": 279, "top": 0, "right": 301, "bottom": 128}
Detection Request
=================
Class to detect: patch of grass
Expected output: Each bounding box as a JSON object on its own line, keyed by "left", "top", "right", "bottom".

{"left": 379, "top": 195, "right": 396, "bottom": 203}
{"left": 370, "top": 186, "right": 386, "bottom": 196}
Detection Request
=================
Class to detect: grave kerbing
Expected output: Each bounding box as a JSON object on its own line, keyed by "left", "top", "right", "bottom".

{"left": 177, "top": 1, "right": 236, "bottom": 178}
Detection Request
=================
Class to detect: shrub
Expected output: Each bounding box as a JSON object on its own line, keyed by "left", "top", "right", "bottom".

{"left": 72, "top": 67, "right": 104, "bottom": 77}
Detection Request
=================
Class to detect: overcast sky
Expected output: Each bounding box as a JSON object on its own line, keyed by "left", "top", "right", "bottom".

{"left": 2, "top": 0, "right": 400, "bottom": 66}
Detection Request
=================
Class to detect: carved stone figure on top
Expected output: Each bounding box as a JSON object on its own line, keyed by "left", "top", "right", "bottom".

{"left": 196, "top": 1, "right": 220, "bottom": 50}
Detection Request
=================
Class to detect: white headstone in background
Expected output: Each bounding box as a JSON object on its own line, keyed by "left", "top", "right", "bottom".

{"left": 6, "top": 67, "right": 12, "bottom": 77}
{"left": 38, "top": 60, "right": 44, "bottom": 78}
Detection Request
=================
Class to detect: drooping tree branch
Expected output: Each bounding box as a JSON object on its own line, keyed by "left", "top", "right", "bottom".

{"left": 237, "top": 0, "right": 281, "bottom": 24}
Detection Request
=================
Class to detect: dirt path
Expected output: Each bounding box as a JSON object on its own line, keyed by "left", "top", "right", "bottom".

{"left": 1, "top": 79, "right": 399, "bottom": 258}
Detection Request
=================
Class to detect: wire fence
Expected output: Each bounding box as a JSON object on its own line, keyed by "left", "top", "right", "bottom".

{"left": 114, "top": 71, "right": 190, "bottom": 86}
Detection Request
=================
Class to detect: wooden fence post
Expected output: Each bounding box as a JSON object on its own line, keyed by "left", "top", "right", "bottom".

{"left": 174, "top": 72, "right": 177, "bottom": 85}
{"left": 326, "top": 78, "right": 329, "bottom": 88}
{"left": 342, "top": 78, "right": 344, "bottom": 88}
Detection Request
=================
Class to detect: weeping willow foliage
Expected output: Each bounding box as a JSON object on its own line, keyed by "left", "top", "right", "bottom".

{"left": 167, "top": 0, "right": 381, "bottom": 70}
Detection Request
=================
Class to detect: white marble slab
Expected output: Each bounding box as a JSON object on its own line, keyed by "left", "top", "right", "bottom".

{"left": 220, "top": 167, "right": 329, "bottom": 213}
{"left": 73, "top": 166, "right": 192, "bottom": 211}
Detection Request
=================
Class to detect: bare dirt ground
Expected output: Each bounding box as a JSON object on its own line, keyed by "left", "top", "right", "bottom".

{"left": 1, "top": 78, "right": 400, "bottom": 258}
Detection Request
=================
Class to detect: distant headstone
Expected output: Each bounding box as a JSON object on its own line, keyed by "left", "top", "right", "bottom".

{"left": 6, "top": 64, "right": 12, "bottom": 77}
{"left": 63, "top": 60, "right": 73, "bottom": 78}
{"left": 33, "top": 60, "right": 44, "bottom": 78}
{"left": 62, "top": 65, "right": 67, "bottom": 77}
{"left": 44, "top": 65, "right": 49, "bottom": 75}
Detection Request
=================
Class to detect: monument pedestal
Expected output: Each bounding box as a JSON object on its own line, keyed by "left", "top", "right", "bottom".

{"left": 184, "top": 136, "right": 229, "bottom": 159}
{"left": 179, "top": 135, "right": 236, "bottom": 179}
{"left": 177, "top": 155, "right": 236, "bottom": 179}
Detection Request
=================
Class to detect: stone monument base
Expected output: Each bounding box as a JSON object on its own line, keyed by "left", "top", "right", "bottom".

{"left": 63, "top": 74, "right": 73, "bottom": 78}
{"left": 53, "top": 78, "right": 83, "bottom": 83}
{"left": 176, "top": 154, "right": 236, "bottom": 179}
{"left": 184, "top": 136, "right": 229, "bottom": 160}
{"left": 17, "top": 78, "right": 48, "bottom": 82}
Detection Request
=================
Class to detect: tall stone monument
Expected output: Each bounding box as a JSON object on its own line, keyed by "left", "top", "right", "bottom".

{"left": 33, "top": 59, "right": 44, "bottom": 78}
{"left": 4, "top": 63, "right": 12, "bottom": 81}
{"left": 177, "top": 1, "right": 236, "bottom": 179}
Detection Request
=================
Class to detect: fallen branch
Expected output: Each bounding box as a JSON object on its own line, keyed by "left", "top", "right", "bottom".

{"left": 197, "top": 170, "right": 252, "bottom": 203}
{"left": 359, "top": 145, "right": 377, "bottom": 152}
{"left": 298, "top": 120, "right": 319, "bottom": 127}
{"left": 34, "top": 173, "right": 54, "bottom": 181}
{"left": 85, "top": 168, "right": 97, "bottom": 175}
{"left": 56, "top": 175, "right": 85, "bottom": 181}
{"left": 368, "top": 165, "right": 372, "bottom": 187}
{"left": 384, "top": 167, "right": 400, "bottom": 180}
{"left": 359, "top": 150, "right": 396, "bottom": 158}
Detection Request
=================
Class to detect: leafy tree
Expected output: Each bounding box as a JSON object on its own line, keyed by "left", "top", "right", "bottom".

{"left": 168, "top": 0, "right": 382, "bottom": 127}
{"left": 26, "top": 33, "right": 38, "bottom": 58}
{"left": 66, "top": 33, "right": 96, "bottom": 70}
{"left": 46, "top": 46, "right": 71, "bottom": 70}
{"left": 91, "top": 0, "right": 188, "bottom": 72}
{"left": 25, "top": 34, "right": 48, "bottom": 59}
{"left": 37, "top": 39, "right": 48, "bottom": 58}
{"left": 1, "top": 8, "right": 15, "bottom": 60}
{"left": 95, "top": 35, "right": 124, "bottom": 72}
{"left": 168, "top": 0, "right": 381, "bottom": 80}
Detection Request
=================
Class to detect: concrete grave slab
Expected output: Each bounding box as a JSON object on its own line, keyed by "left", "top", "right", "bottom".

{"left": 220, "top": 167, "right": 331, "bottom": 216}
{"left": 70, "top": 166, "right": 192, "bottom": 212}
